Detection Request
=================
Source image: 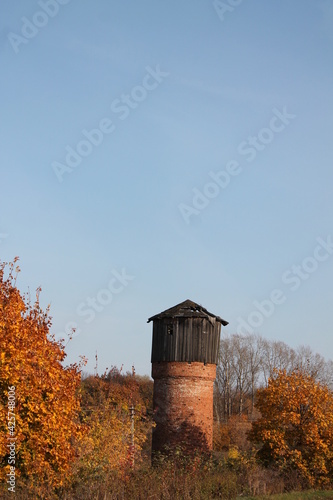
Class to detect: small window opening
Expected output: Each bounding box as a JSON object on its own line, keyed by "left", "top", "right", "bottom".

{"left": 167, "top": 324, "right": 173, "bottom": 335}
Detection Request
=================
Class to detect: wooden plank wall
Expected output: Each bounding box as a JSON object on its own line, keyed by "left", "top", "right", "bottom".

{"left": 151, "top": 318, "right": 221, "bottom": 364}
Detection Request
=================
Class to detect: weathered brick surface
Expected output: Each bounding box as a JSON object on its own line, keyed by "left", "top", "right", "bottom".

{"left": 151, "top": 362, "right": 216, "bottom": 454}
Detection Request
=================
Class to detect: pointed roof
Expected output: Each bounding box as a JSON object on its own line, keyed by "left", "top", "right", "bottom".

{"left": 147, "top": 299, "right": 228, "bottom": 326}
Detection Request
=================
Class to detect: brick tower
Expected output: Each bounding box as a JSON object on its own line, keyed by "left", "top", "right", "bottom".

{"left": 148, "top": 299, "right": 228, "bottom": 455}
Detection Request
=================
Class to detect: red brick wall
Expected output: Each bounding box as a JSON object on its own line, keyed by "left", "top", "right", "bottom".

{"left": 151, "top": 362, "right": 216, "bottom": 454}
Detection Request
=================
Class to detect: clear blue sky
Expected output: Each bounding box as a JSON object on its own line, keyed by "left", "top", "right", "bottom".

{"left": 1, "top": 0, "right": 333, "bottom": 375}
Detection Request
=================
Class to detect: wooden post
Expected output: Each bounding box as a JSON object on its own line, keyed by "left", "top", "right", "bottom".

{"left": 130, "top": 405, "right": 135, "bottom": 468}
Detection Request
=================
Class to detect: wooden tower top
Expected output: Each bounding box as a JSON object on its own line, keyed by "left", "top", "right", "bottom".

{"left": 148, "top": 299, "right": 228, "bottom": 325}
{"left": 149, "top": 300, "right": 228, "bottom": 364}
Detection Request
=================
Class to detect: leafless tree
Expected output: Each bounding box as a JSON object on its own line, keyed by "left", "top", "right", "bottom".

{"left": 261, "top": 339, "right": 295, "bottom": 385}
{"left": 214, "top": 333, "right": 332, "bottom": 422}
{"left": 246, "top": 335, "right": 264, "bottom": 416}
{"left": 215, "top": 335, "right": 237, "bottom": 420}
{"left": 230, "top": 334, "right": 252, "bottom": 415}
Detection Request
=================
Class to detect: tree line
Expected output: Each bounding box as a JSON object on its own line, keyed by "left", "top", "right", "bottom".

{"left": 214, "top": 334, "right": 333, "bottom": 421}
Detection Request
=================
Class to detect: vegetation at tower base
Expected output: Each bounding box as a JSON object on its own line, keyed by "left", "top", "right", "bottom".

{"left": 248, "top": 370, "right": 333, "bottom": 488}
{"left": 73, "top": 367, "right": 152, "bottom": 484}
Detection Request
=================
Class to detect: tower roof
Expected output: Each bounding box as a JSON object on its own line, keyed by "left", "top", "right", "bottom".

{"left": 147, "top": 299, "right": 228, "bottom": 326}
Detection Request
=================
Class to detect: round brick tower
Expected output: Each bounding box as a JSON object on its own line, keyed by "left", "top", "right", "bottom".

{"left": 148, "top": 299, "right": 228, "bottom": 455}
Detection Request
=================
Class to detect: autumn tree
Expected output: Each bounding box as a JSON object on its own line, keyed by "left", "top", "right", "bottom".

{"left": 214, "top": 334, "right": 333, "bottom": 423}
{"left": 74, "top": 368, "right": 153, "bottom": 484}
{"left": 249, "top": 370, "right": 333, "bottom": 488}
{"left": 0, "top": 259, "right": 85, "bottom": 495}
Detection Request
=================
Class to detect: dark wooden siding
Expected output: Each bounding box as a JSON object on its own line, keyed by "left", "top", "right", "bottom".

{"left": 151, "top": 317, "right": 221, "bottom": 364}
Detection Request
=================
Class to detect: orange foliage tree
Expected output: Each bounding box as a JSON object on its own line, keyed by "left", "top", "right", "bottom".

{"left": 249, "top": 369, "right": 333, "bottom": 487}
{"left": 75, "top": 368, "right": 153, "bottom": 484}
{"left": 0, "top": 259, "right": 85, "bottom": 494}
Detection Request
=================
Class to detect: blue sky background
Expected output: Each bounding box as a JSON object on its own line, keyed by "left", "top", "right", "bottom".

{"left": 1, "top": 0, "right": 333, "bottom": 375}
